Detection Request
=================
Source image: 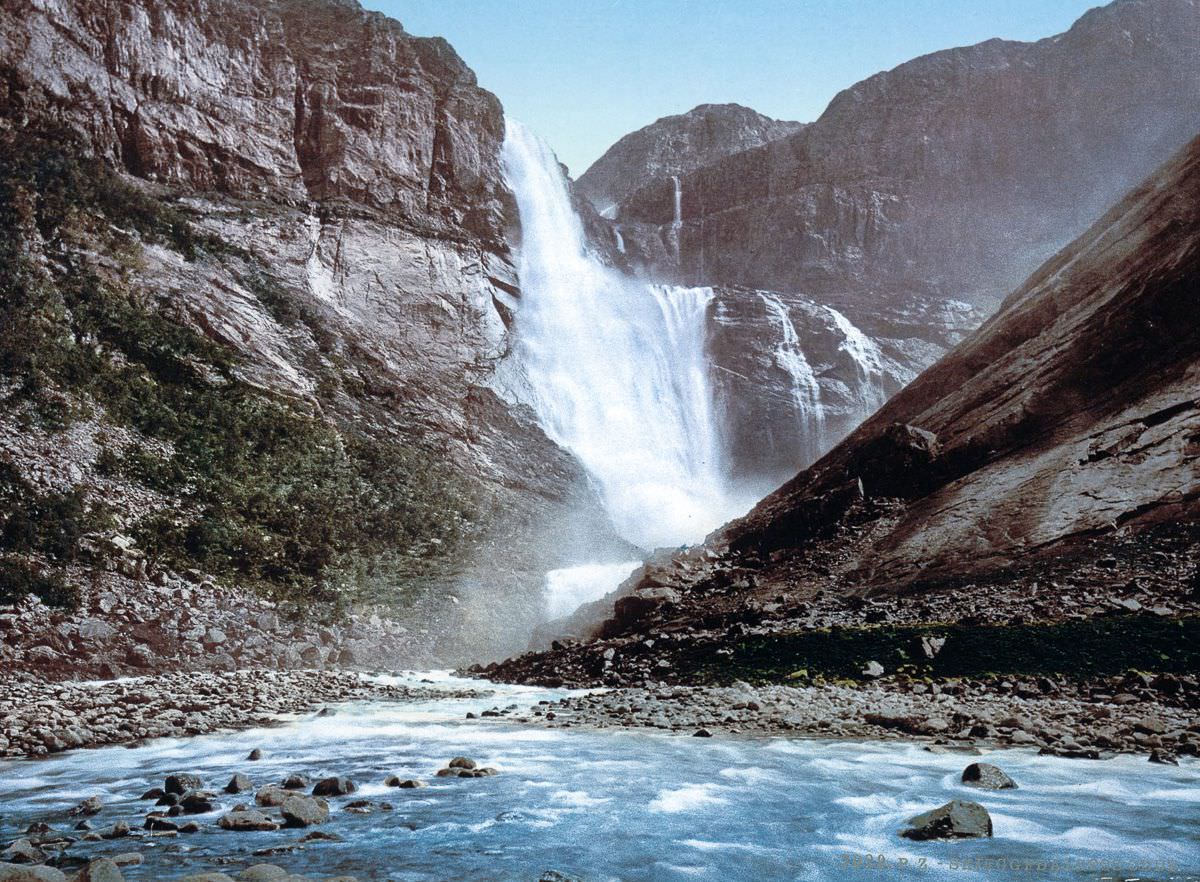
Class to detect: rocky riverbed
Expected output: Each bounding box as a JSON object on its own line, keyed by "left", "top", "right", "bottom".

{"left": 467, "top": 676, "right": 1200, "bottom": 762}
{"left": 0, "top": 671, "right": 491, "bottom": 759}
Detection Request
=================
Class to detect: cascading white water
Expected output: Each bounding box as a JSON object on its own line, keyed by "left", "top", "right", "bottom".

{"left": 669, "top": 174, "right": 684, "bottom": 262}
{"left": 613, "top": 225, "right": 625, "bottom": 254}
{"left": 502, "top": 120, "right": 740, "bottom": 555}
{"left": 825, "top": 305, "right": 888, "bottom": 414}
{"left": 758, "top": 293, "right": 827, "bottom": 462}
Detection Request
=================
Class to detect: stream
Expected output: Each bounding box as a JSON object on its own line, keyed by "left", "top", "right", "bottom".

{"left": 2, "top": 672, "right": 1197, "bottom": 880}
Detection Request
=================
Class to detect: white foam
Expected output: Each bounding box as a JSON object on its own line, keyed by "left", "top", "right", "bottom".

{"left": 502, "top": 120, "right": 748, "bottom": 550}
{"left": 649, "top": 782, "right": 729, "bottom": 813}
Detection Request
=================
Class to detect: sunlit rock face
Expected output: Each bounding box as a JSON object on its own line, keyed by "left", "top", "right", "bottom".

{"left": 593, "top": 0, "right": 1200, "bottom": 310}
{"left": 2, "top": 0, "right": 509, "bottom": 238}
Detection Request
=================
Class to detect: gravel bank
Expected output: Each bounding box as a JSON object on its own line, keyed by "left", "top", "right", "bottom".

{"left": 473, "top": 677, "right": 1200, "bottom": 761}
{"left": 0, "top": 671, "right": 491, "bottom": 759}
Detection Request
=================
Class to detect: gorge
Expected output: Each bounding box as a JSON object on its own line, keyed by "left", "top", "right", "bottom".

{"left": 1, "top": 0, "right": 1198, "bottom": 879}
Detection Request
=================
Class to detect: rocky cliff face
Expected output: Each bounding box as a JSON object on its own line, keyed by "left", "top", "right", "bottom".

{"left": 609, "top": 0, "right": 1200, "bottom": 309}
{"left": 708, "top": 287, "right": 980, "bottom": 494}
{"left": 0, "top": 0, "right": 628, "bottom": 671}
{"left": 6, "top": 0, "right": 508, "bottom": 238}
{"left": 575, "top": 103, "right": 804, "bottom": 214}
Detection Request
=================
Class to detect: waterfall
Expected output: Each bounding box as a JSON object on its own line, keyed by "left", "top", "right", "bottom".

{"left": 613, "top": 225, "right": 625, "bottom": 254}
{"left": 758, "top": 293, "right": 827, "bottom": 462}
{"left": 502, "top": 119, "right": 740, "bottom": 554}
{"left": 825, "top": 306, "right": 888, "bottom": 415}
{"left": 671, "top": 175, "right": 682, "bottom": 229}
{"left": 669, "top": 175, "right": 683, "bottom": 263}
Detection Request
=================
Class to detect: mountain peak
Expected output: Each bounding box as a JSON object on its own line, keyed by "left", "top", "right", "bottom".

{"left": 576, "top": 103, "right": 805, "bottom": 211}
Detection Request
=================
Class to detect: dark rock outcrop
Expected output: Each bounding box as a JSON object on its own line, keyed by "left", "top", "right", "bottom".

{"left": 961, "top": 763, "right": 1017, "bottom": 790}
{"left": 901, "top": 800, "right": 993, "bottom": 840}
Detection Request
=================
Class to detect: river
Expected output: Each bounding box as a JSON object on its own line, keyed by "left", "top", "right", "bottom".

{"left": 2, "top": 673, "right": 1197, "bottom": 880}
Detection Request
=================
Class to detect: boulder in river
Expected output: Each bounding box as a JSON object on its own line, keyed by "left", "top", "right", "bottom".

{"left": 0, "top": 840, "right": 45, "bottom": 864}
{"left": 68, "top": 796, "right": 103, "bottom": 816}
{"left": 255, "top": 786, "right": 289, "bottom": 807}
{"left": 901, "top": 800, "right": 993, "bottom": 840}
{"left": 385, "top": 777, "right": 426, "bottom": 788}
{"left": 281, "top": 774, "right": 308, "bottom": 790}
{"left": 78, "top": 858, "right": 124, "bottom": 882}
{"left": 225, "top": 774, "right": 252, "bottom": 794}
{"left": 246, "top": 749, "right": 263, "bottom": 761}
{"left": 280, "top": 795, "right": 329, "bottom": 827}
{"left": 0, "top": 864, "right": 69, "bottom": 881}
{"left": 165, "top": 774, "right": 203, "bottom": 795}
{"left": 312, "top": 776, "right": 356, "bottom": 796}
{"left": 179, "top": 792, "right": 216, "bottom": 814}
{"left": 449, "top": 757, "right": 478, "bottom": 770}
{"left": 961, "top": 762, "right": 1017, "bottom": 790}
{"left": 218, "top": 810, "right": 279, "bottom": 832}
{"left": 235, "top": 864, "right": 288, "bottom": 880}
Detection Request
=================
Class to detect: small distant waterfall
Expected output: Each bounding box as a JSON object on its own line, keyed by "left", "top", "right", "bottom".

{"left": 502, "top": 120, "right": 741, "bottom": 554}
{"left": 613, "top": 225, "right": 625, "bottom": 254}
{"left": 759, "top": 293, "right": 827, "bottom": 462}
{"left": 670, "top": 174, "right": 683, "bottom": 263}
{"left": 825, "top": 306, "right": 888, "bottom": 414}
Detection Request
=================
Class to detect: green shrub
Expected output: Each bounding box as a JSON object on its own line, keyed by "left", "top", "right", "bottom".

{"left": 0, "top": 462, "right": 111, "bottom": 563}
{"left": 0, "top": 558, "right": 79, "bottom": 608}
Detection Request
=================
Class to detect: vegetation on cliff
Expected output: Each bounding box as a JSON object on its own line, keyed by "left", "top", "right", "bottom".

{"left": 0, "top": 132, "right": 475, "bottom": 617}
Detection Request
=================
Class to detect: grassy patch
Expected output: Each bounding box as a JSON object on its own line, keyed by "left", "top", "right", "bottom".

{"left": 675, "top": 617, "right": 1200, "bottom": 684}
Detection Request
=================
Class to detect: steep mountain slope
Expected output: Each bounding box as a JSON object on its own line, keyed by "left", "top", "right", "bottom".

{"left": 611, "top": 0, "right": 1200, "bottom": 308}
{"left": 575, "top": 103, "right": 804, "bottom": 214}
{"left": 725, "top": 132, "right": 1200, "bottom": 585}
{"left": 492, "top": 131, "right": 1200, "bottom": 680}
{"left": 0, "top": 0, "right": 628, "bottom": 673}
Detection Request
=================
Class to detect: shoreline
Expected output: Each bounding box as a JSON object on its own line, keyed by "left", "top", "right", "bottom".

{"left": 469, "top": 674, "right": 1198, "bottom": 762}
{"left": 0, "top": 669, "right": 492, "bottom": 760}
{"left": 3, "top": 667, "right": 1194, "bottom": 764}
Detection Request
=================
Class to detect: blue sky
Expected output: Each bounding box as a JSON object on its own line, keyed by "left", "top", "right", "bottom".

{"left": 364, "top": 0, "right": 1103, "bottom": 176}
